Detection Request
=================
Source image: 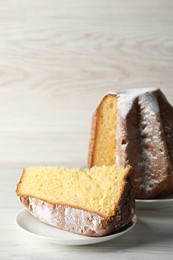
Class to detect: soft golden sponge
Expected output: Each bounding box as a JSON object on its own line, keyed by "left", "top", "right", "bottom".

{"left": 88, "top": 94, "right": 117, "bottom": 167}
{"left": 16, "top": 165, "right": 132, "bottom": 219}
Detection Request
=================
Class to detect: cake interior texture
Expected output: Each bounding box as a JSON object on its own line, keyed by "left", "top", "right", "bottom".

{"left": 16, "top": 165, "right": 131, "bottom": 218}
{"left": 91, "top": 94, "right": 117, "bottom": 166}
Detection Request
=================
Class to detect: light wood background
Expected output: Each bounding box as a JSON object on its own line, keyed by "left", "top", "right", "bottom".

{"left": 0, "top": 0, "right": 173, "bottom": 167}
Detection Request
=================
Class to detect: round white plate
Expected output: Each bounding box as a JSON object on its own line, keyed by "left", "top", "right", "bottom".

{"left": 136, "top": 194, "right": 173, "bottom": 210}
{"left": 16, "top": 209, "right": 137, "bottom": 246}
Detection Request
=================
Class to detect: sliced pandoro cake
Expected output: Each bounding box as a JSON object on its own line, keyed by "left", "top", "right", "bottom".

{"left": 16, "top": 165, "right": 135, "bottom": 237}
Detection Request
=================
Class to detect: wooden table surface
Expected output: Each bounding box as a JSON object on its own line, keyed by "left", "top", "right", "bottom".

{"left": 0, "top": 0, "right": 173, "bottom": 259}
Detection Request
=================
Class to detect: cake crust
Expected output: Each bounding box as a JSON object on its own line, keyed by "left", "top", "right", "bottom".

{"left": 88, "top": 88, "right": 173, "bottom": 199}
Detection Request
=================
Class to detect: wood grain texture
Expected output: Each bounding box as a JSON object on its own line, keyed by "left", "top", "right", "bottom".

{"left": 0, "top": 0, "right": 173, "bottom": 166}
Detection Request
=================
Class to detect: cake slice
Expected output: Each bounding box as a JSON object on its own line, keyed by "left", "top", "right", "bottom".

{"left": 16, "top": 165, "right": 134, "bottom": 237}
{"left": 88, "top": 88, "right": 173, "bottom": 199}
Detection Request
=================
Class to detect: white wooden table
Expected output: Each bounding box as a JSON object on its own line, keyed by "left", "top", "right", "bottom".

{"left": 0, "top": 0, "right": 173, "bottom": 259}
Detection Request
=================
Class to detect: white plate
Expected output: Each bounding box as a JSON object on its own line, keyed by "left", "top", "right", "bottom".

{"left": 136, "top": 194, "right": 173, "bottom": 210}
{"left": 15, "top": 209, "right": 137, "bottom": 246}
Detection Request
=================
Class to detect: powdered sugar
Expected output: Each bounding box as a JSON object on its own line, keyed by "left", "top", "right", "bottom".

{"left": 29, "top": 198, "right": 58, "bottom": 225}
{"left": 64, "top": 206, "right": 103, "bottom": 232}
{"left": 28, "top": 197, "right": 116, "bottom": 236}
{"left": 115, "top": 88, "right": 173, "bottom": 197}
{"left": 109, "top": 88, "right": 156, "bottom": 119}
{"left": 138, "top": 92, "right": 168, "bottom": 192}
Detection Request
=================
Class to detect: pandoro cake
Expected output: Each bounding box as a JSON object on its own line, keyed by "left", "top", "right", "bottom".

{"left": 88, "top": 88, "right": 173, "bottom": 199}
{"left": 16, "top": 165, "right": 135, "bottom": 237}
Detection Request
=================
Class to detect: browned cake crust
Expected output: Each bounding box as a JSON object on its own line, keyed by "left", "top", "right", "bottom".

{"left": 88, "top": 108, "right": 97, "bottom": 168}
{"left": 19, "top": 170, "right": 135, "bottom": 237}
{"left": 88, "top": 89, "right": 173, "bottom": 199}
{"left": 88, "top": 94, "right": 111, "bottom": 168}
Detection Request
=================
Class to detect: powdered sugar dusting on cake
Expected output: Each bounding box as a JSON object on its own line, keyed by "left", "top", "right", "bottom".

{"left": 29, "top": 197, "right": 60, "bottom": 225}
{"left": 64, "top": 207, "right": 103, "bottom": 233}
{"left": 117, "top": 88, "right": 157, "bottom": 119}
{"left": 138, "top": 92, "right": 170, "bottom": 192}
{"left": 28, "top": 197, "right": 122, "bottom": 236}
{"left": 115, "top": 88, "right": 173, "bottom": 198}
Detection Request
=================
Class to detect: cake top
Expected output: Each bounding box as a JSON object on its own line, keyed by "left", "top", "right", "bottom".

{"left": 16, "top": 165, "right": 132, "bottom": 219}
{"left": 108, "top": 88, "right": 158, "bottom": 118}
